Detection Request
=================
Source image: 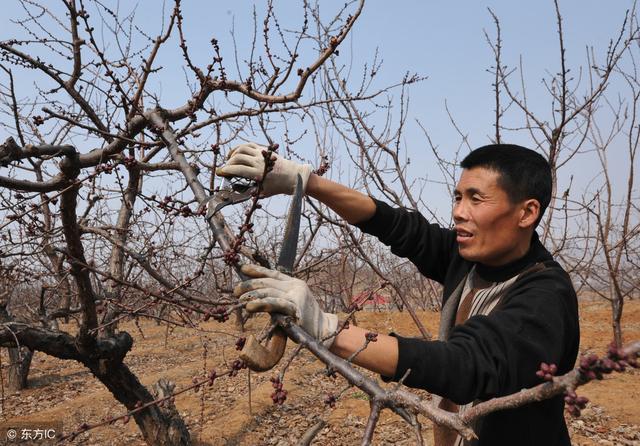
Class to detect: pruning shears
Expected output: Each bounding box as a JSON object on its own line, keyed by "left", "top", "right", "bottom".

{"left": 239, "top": 174, "right": 305, "bottom": 372}
{"left": 206, "top": 177, "right": 259, "bottom": 218}
{"left": 204, "top": 173, "right": 304, "bottom": 372}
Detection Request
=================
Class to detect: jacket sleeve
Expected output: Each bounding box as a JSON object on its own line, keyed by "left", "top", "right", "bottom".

{"left": 386, "top": 269, "right": 580, "bottom": 404}
{"left": 354, "top": 198, "right": 457, "bottom": 284}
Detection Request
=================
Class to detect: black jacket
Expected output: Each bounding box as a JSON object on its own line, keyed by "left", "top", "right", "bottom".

{"left": 355, "top": 199, "right": 580, "bottom": 446}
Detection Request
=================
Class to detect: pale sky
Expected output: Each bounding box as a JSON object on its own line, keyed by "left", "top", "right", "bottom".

{"left": 1, "top": 1, "right": 636, "bottom": 220}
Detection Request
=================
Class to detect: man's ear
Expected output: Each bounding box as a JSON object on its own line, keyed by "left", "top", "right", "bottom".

{"left": 519, "top": 199, "right": 541, "bottom": 229}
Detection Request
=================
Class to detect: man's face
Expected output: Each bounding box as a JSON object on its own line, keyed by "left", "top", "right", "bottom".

{"left": 453, "top": 167, "right": 529, "bottom": 266}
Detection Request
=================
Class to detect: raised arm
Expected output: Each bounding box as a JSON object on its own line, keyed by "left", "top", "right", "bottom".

{"left": 306, "top": 173, "right": 376, "bottom": 225}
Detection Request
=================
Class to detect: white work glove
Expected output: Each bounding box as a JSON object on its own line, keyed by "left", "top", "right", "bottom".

{"left": 235, "top": 264, "right": 339, "bottom": 348}
{"left": 217, "top": 142, "right": 313, "bottom": 197}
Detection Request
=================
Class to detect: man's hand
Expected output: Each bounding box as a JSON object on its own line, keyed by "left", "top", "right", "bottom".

{"left": 234, "top": 264, "right": 338, "bottom": 347}
{"left": 218, "top": 142, "right": 312, "bottom": 197}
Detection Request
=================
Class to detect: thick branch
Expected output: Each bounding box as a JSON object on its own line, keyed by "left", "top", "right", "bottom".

{"left": 57, "top": 149, "right": 99, "bottom": 345}
{"left": 1, "top": 138, "right": 77, "bottom": 165}
{"left": 0, "top": 322, "right": 133, "bottom": 362}
{"left": 148, "top": 111, "right": 264, "bottom": 267}
{"left": 0, "top": 173, "right": 66, "bottom": 192}
{"left": 281, "top": 318, "right": 476, "bottom": 440}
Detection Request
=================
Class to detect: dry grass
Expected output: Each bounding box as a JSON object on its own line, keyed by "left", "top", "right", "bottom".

{"left": 1, "top": 299, "right": 639, "bottom": 445}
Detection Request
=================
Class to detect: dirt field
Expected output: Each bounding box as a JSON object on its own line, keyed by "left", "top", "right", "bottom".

{"left": 2, "top": 300, "right": 639, "bottom": 445}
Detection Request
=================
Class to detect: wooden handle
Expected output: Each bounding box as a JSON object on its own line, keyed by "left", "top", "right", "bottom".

{"left": 239, "top": 326, "right": 287, "bottom": 372}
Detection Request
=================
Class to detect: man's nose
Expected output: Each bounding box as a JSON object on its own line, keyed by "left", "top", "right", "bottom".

{"left": 452, "top": 199, "right": 468, "bottom": 222}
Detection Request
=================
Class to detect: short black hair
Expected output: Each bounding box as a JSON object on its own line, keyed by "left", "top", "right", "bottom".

{"left": 460, "top": 144, "right": 552, "bottom": 226}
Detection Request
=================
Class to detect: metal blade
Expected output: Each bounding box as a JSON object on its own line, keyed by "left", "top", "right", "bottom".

{"left": 276, "top": 174, "right": 304, "bottom": 273}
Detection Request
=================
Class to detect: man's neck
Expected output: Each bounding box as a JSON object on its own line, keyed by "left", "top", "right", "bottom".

{"left": 476, "top": 232, "right": 538, "bottom": 282}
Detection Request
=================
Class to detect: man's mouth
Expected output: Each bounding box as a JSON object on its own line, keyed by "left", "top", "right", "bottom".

{"left": 456, "top": 228, "right": 474, "bottom": 241}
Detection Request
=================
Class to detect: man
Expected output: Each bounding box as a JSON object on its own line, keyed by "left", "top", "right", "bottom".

{"left": 219, "top": 143, "right": 580, "bottom": 445}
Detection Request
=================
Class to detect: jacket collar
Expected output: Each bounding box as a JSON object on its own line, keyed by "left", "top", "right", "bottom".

{"left": 475, "top": 232, "right": 552, "bottom": 283}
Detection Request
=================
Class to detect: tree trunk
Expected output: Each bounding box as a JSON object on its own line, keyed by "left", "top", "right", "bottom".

{"left": 7, "top": 346, "right": 33, "bottom": 390}
{"left": 101, "top": 303, "right": 119, "bottom": 338}
{"left": 86, "top": 358, "right": 191, "bottom": 446}
{"left": 0, "top": 323, "right": 191, "bottom": 445}
{"left": 611, "top": 283, "right": 624, "bottom": 348}
{"left": 1, "top": 305, "right": 34, "bottom": 391}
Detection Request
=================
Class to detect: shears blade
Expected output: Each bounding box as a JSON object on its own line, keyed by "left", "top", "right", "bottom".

{"left": 206, "top": 177, "right": 258, "bottom": 218}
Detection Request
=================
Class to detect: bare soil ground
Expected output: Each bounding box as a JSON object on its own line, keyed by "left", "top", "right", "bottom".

{"left": 2, "top": 300, "right": 639, "bottom": 445}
